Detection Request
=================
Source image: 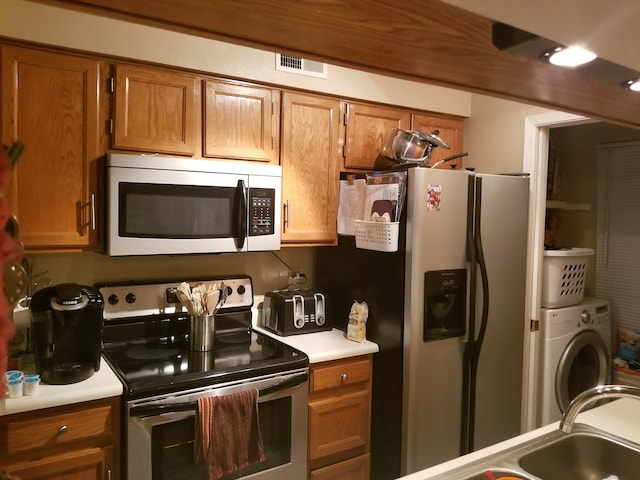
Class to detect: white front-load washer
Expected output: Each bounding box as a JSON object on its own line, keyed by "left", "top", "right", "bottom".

{"left": 537, "top": 297, "right": 611, "bottom": 427}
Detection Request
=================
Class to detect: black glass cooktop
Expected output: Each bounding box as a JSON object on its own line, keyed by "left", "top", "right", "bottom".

{"left": 102, "top": 312, "right": 308, "bottom": 399}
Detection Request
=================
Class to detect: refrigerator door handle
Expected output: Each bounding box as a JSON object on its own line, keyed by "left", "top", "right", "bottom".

{"left": 469, "top": 176, "right": 492, "bottom": 455}
{"left": 461, "top": 175, "right": 477, "bottom": 455}
{"left": 473, "top": 177, "right": 491, "bottom": 355}
{"left": 461, "top": 175, "right": 492, "bottom": 456}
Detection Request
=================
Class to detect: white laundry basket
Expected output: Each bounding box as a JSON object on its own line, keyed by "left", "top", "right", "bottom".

{"left": 541, "top": 248, "right": 594, "bottom": 308}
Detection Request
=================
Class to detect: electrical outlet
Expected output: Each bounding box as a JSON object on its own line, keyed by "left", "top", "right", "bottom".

{"left": 289, "top": 272, "right": 307, "bottom": 285}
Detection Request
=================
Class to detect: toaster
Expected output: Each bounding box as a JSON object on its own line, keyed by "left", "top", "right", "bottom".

{"left": 260, "top": 289, "right": 332, "bottom": 336}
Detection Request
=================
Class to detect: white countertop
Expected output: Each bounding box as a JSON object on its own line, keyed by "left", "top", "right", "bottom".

{"left": 402, "top": 397, "right": 640, "bottom": 479}
{"left": 1, "top": 357, "right": 123, "bottom": 416}
{"left": 254, "top": 325, "right": 379, "bottom": 363}
{"left": 251, "top": 295, "right": 379, "bottom": 363}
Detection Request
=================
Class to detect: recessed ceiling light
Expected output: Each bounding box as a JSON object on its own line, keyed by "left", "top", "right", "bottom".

{"left": 623, "top": 79, "right": 640, "bottom": 92}
{"left": 493, "top": 23, "right": 640, "bottom": 87}
{"left": 541, "top": 46, "right": 597, "bottom": 67}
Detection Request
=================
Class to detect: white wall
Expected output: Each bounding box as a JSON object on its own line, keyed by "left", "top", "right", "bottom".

{"left": 23, "top": 249, "right": 313, "bottom": 296}
{"left": 463, "top": 95, "right": 554, "bottom": 174}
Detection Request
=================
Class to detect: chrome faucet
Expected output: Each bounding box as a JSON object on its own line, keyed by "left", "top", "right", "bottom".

{"left": 560, "top": 384, "right": 640, "bottom": 433}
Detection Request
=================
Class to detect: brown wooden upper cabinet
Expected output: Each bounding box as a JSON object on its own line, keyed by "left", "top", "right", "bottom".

{"left": 112, "top": 64, "right": 200, "bottom": 156}
{"left": 412, "top": 113, "right": 465, "bottom": 169}
{"left": 1, "top": 45, "right": 107, "bottom": 251}
{"left": 344, "top": 103, "right": 411, "bottom": 171}
{"left": 203, "top": 80, "right": 280, "bottom": 164}
{"left": 280, "top": 92, "right": 343, "bottom": 245}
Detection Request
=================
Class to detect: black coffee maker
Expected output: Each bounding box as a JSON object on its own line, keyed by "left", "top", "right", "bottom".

{"left": 31, "top": 283, "right": 104, "bottom": 385}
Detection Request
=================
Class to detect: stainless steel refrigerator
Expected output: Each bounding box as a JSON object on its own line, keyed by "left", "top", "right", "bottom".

{"left": 316, "top": 167, "right": 529, "bottom": 479}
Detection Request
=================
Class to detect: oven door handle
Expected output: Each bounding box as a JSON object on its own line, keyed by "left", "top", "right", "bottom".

{"left": 129, "top": 372, "right": 309, "bottom": 417}
{"left": 259, "top": 371, "right": 308, "bottom": 397}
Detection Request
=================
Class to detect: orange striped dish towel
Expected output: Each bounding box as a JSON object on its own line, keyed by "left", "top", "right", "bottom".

{"left": 194, "top": 389, "right": 265, "bottom": 480}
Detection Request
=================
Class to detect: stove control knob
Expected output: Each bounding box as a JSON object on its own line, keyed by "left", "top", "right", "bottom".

{"left": 108, "top": 294, "right": 119, "bottom": 305}
{"left": 126, "top": 293, "right": 136, "bottom": 304}
{"left": 237, "top": 285, "right": 246, "bottom": 295}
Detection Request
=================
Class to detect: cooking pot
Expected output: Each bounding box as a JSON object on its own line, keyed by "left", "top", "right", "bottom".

{"left": 381, "top": 128, "right": 450, "bottom": 165}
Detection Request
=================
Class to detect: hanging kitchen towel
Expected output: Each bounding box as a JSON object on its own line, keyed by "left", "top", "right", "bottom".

{"left": 194, "top": 389, "right": 265, "bottom": 480}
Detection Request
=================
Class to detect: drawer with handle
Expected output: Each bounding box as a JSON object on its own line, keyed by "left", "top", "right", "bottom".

{"left": 310, "top": 355, "right": 371, "bottom": 394}
{"left": 2, "top": 402, "right": 114, "bottom": 456}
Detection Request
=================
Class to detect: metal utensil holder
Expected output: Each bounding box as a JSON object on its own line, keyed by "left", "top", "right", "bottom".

{"left": 189, "top": 314, "right": 215, "bottom": 351}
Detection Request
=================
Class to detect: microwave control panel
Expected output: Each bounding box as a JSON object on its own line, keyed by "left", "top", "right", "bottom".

{"left": 249, "top": 188, "right": 275, "bottom": 236}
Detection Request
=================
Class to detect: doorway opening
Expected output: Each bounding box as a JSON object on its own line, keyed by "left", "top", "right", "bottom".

{"left": 522, "top": 113, "right": 640, "bottom": 430}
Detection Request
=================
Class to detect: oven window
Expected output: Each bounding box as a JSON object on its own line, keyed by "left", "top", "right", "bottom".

{"left": 119, "top": 183, "right": 235, "bottom": 239}
{"left": 151, "top": 396, "right": 292, "bottom": 480}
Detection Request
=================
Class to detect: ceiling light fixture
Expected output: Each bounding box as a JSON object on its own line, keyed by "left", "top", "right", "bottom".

{"left": 492, "top": 22, "right": 640, "bottom": 92}
{"left": 623, "top": 79, "right": 640, "bottom": 92}
{"left": 541, "top": 46, "right": 597, "bottom": 68}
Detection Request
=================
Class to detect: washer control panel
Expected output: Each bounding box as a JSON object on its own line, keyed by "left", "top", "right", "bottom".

{"left": 541, "top": 298, "right": 610, "bottom": 339}
{"left": 589, "top": 302, "right": 610, "bottom": 326}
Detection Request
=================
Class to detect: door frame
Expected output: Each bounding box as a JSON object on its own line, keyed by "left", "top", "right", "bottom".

{"left": 521, "top": 111, "right": 592, "bottom": 431}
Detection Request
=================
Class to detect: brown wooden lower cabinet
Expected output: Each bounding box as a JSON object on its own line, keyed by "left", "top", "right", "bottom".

{"left": 3, "top": 446, "right": 114, "bottom": 480}
{"left": 308, "top": 355, "right": 372, "bottom": 480}
{"left": 0, "top": 397, "right": 120, "bottom": 480}
{"left": 310, "top": 453, "right": 371, "bottom": 480}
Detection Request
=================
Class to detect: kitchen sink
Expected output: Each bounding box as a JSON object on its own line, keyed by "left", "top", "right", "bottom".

{"left": 432, "top": 424, "right": 640, "bottom": 480}
{"left": 518, "top": 432, "right": 640, "bottom": 480}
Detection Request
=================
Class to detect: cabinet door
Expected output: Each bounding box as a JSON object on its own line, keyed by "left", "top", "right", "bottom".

{"left": 308, "top": 355, "right": 372, "bottom": 472}
{"left": 3, "top": 446, "right": 114, "bottom": 480}
{"left": 1, "top": 45, "right": 105, "bottom": 250}
{"left": 309, "top": 389, "right": 371, "bottom": 462}
{"left": 203, "top": 80, "right": 280, "bottom": 163}
{"left": 113, "top": 64, "right": 199, "bottom": 155}
{"left": 412, "top": 113, "right": 465, "bottom": 169}
{"left": 280, "top": 92, "right": 342, "bottom": 245}
{"left": 344, "top": 103, "right": 411, "bottom": 170}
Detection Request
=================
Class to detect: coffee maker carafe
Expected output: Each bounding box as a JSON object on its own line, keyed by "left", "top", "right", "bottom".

{"left": 30, "top": 283, "right": 104, "bottom": 385}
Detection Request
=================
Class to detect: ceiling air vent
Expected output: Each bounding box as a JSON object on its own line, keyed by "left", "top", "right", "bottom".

{"left": 276, "top": 53, "right": 327, "bottom": 79}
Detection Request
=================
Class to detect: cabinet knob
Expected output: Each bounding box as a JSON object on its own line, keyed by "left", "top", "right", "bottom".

{"left": 341, "top": 373, "right": 348, "bottom": 383}
{"left": 57, "top": 425, "right": 69, "bottom": 436}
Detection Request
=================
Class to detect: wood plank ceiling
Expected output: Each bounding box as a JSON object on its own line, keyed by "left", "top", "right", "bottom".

{"left": 36, "top": 0, "right": 640, "bottom": 128}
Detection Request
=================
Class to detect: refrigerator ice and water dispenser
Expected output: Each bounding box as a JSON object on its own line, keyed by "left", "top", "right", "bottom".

{"left": 423, "top": 269, "right": 467, "bottom": 341}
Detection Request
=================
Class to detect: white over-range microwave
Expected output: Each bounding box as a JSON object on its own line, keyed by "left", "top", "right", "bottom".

{"left": 106, "top": 153, "right": 282, "bottom": 256}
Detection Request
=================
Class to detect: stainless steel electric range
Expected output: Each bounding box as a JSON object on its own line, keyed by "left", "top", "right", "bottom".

{"left": 97, "top": 275, "right": 309, "bottom": 480}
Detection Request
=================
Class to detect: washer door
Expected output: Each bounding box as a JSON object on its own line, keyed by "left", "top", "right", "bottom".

{"left": 555, "top": 330, "right": 610, "bottom": 413}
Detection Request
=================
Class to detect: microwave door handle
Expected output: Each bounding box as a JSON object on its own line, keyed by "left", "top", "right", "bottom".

{"left": 234, "top": 179, "right": 247, "bottom": 249}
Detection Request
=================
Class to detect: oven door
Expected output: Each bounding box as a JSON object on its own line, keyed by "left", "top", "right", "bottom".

{"left": 126, "top": 369, "right": 308, "bottom": 480}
